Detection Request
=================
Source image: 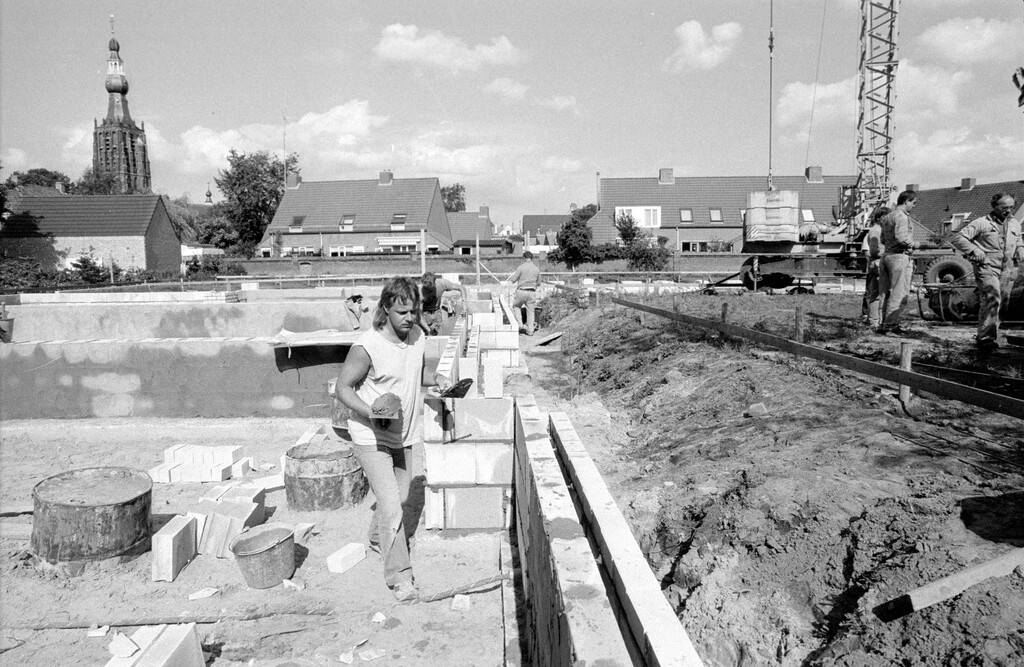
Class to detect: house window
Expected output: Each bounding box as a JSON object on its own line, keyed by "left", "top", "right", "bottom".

{"left": 801, "top": 209, "right": 815, "bottom": 222}
{"left": 289, "top": 216, "right": 305, "bottom": 233}
{"left": 280, "top": 246, "right": 293, "bottom": 256}
{"left": 614, "top": 206, "right": 661, "bottom": 228}
{"left": 460, "top": 247, "right": 472, "bottom": 255}
{"left": 949, "top": 213, "right": 970, "bottom": 232}
{"left": 260, "top": 248, "right": 272, "bottom": 258}
{"left": 709, "top": 208, "right": 723, "bottom": 223}
{"left": 679, "top": 208, "right": 693, "bottom": 224}
{"left": 340, "top": 214, "right": 355, "bottom": 232}
{"left": 391, "top": 213, "right": 407, "bottom": 231}
{"left": 643, "top": 207, "right": 659, "bottom": 228}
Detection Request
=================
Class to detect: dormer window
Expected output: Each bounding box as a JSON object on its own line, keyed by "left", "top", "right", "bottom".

{"left": 709, "top": 208, "right": 723, "bottom": 223}
{"left": 679, "top": 208, "right": 693, "bottom": 224}
{"left": 289, "top": 216, "right": 305, "bottom": 232}
{"left": 340, "top": 214, "right": 355, "bottom": 232}
{"left": 391, "top": 213, "right": 407, "bottom": 231}
{"left": 801, "top": 209, "right": 815, "bottom": 222}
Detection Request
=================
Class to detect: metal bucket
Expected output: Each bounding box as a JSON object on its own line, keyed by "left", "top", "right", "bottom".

{"left": 229, "top": 523, "right": 296, "bottom": 589}
{"left": 0, "top": 317, "right": 14, "bottom": 343}
{"left": 284, "top": 441, "right": 368, "bottom": 512}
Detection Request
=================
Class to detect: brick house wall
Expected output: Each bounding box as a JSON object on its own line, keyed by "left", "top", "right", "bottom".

{"left": 144, "top": 200, "right": 182, "bottom": 273}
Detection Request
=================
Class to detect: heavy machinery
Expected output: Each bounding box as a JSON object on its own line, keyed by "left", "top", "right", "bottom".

{"left": 738, "top": 0, "right": 975, "bottom": 293}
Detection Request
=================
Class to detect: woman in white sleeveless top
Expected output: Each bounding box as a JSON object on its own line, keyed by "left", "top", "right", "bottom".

{"left": 336, "top": 277, "right": 451, "bottom": 601}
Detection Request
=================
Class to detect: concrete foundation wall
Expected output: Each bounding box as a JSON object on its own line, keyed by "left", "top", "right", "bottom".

{"left": 0, "top": 338, "right": 336, "bottom": 420}
{"left": 3, "top": 301, "right": 371, "bottom": 342}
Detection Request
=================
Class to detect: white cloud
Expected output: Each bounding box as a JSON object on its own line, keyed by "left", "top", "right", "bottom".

{"left": 1, "top": 147, "right": 30, "bottom": 172}
{"left": 374, "top": 24, "right": 522, "bottom": 73}
{"left": 534, "top": 95, "right": 579, "bottom": 114}
{"left": 59, "top": 124, "right": 94, "bottom": 175}
{"left": 777, "top": 77, "right": 857, "bottom": 129}
{"left": 484, "top": 77, "right": 528, "bottom": 100}
{"left": 663, "top": 21, "right": 742, "bottom": 72}
{"left": 175, "top": 101, "right": 388, "bottom": 175}
{"left": 542, "top": 156, "right": 581, "bottom": 172}
{"left": 895, "top": 60, "right": 971, "bottom": 126}
{"left": 897, "top": 128, "right": 1024, "bottom": 186}
{"left": 917, "top": 18, "right": 1019, "bottom": 65}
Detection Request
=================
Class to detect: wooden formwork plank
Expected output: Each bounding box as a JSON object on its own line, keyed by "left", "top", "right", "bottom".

{"left": 550, "top": 412, "right": 705, "bottom": 667}
{"left": 500, "top": 532, "right": 522, "bottom": 667}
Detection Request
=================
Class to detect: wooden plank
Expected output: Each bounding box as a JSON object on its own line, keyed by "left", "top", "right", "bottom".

{"left": 499, "top": 533, "right": 521, "bottom": 667}
{"left": 535, "top": 332, "right": 564, "bottom": 346}
{"left": 613, "top": 297, "right": 1024, "bottom": 420}
{"left": 549, "top": 412, "right": 705, "bottom": 667}
{"left": 877, "top": 548, "right": 1024, "bottom": 621}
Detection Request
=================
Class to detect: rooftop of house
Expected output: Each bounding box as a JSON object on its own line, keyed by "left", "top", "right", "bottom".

{"left": 909, "top": 179, "right": 1024, "bottom": 242}
{"left": 522, "top": 214, "right": 571, "bottom": 237}
{"left": 2, "top": 194, "right": 166, "bottom": 238}
{"left": 446, "top": 208, "right": 493, "bottom": 243}
{"left": 588, "top": 169, "right": 855, "bottom": 244}
{"left": 265, "top": 175, "right": 450, "bottom": 244}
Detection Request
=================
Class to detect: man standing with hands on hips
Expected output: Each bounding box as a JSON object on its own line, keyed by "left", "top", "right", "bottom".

{"left": 504, "top": 251, "right": 541, "bottom": 335}
{"left": 950, "top": 193, "right": 1022, "bottom": 351}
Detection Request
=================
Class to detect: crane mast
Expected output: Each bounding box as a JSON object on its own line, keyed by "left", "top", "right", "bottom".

{"left": 854, "top": 0, "right": 900, "bottom": 230}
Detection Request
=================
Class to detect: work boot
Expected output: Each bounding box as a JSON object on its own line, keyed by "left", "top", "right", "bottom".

{"left": 392, "top": 579, "right": 418, "bottom": 602}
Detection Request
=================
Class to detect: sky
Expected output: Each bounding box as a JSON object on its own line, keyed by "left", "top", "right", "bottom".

{"left": 2, "top": 1, "right": 1022, "bottom": 230}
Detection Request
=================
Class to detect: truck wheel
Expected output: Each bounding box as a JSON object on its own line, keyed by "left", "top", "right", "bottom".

{"left": 924, "top": 256, "right": 974, "bottom": 285}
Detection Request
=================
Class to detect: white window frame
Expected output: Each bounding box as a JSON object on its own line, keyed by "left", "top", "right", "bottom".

{"left": 709, "top": 208, "right": 723, "bottom": 223}
{"left": 614, "top": 206, "right": 661, "bottom": 229}
{"left": 339, "top": 214, "right": 355, "bottom": 232}
{"left": 679, "top": 208, "right": 693, "bottom": 224}
{"left": 391, "top": 213, "right": 407, "bottom": 231}
{"left": 801, "top": 209, "right": 815, "bottom": 222}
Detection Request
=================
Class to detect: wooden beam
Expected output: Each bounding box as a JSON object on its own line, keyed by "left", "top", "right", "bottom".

{"left": 876, "top": 548, "right": 1024, "bottom": 621}
{"left": 611, "top": 297, "right": 1024, "bottom": 420}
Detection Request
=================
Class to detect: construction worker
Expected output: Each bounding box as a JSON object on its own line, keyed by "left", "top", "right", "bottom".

{"left": 861, "top": 206, "right": 889, "bottom": 328}
{"left": 419, "top": 272, "right": 466, "bottom": 335}
{"left": 877, "top": 190, "right": 919, "bottom": 334}
{"left": 950, "top": 193, "right": 1023, "bottom": 351}
{"left": 504, "top": 251, "right": 541, "bottom": 335}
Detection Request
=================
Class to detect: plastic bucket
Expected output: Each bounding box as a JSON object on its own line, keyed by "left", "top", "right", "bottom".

{"left": 229, "top": 523, "right": 296, "bottom": 589}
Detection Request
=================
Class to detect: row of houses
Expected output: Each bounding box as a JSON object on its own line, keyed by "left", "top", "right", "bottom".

{"left": 3, "top": 168, "right": 1021, "bottom": 274}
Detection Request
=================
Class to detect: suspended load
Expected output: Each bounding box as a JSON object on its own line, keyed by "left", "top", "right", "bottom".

{"left": 744, "top": 190, "right": 800, "bottom": 243}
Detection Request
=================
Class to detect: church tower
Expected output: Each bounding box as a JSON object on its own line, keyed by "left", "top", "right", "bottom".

{"left": 92, "top": 24, "right": 151, "bottom": 193}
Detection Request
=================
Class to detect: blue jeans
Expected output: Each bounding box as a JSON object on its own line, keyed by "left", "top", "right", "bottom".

{"left": 879, "top": 253, "right": 912, "bottom": 330}
{"left": 513, "top": 289, "right": 537, "bottom": 332}
{"left": 352, "top": 443, "right": 416, "bottom": 587}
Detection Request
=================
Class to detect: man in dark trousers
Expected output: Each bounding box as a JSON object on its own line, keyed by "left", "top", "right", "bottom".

{"left": 504, "top": 251, "right": 541, "bottom": 335}
{"left": 950, "top": 193, "right": 1022, "bottom": 351}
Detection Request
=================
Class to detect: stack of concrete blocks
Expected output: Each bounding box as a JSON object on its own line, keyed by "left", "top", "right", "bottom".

{"left": 422, "top": 397, "right": 515, "bottom": 530}
{"left": 104, "top": 623, "right": 205, "bottom": 667}
{"left": 478, "top": 326, "right": 520, "bottom": 369}
{"left": 148, "top": 445, "right": 253, "bottom": 484}
{"left": 460, "top": 326, "right": 480, "bottom": 399}
{"left": 193, "top": 485, "right": 265, "bottom": 559}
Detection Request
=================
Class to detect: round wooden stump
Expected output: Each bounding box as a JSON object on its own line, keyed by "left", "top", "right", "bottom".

{"left": 284, "top": 442, "right": 368, "bottom": 512}
{"left": 31, "top": 467, "right": 152, "bottom": 564}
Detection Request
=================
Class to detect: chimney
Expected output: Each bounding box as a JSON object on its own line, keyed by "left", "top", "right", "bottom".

{"left": 960, "top": 177, "right": 976, "bottom": 191}
{"left": 54, "top": 182, "right": 65, "bottom": 194}
{"left": 658, "top": 168, "right": 674, "bottom": 185}
{"left": 478, "top": 205, "right": 490, "bottom": 219}
{"left": 805, "top": 166, "right": 823, "bottom": 183}
{"left": 905, "top": 184, "right": 919, "bottom": 192}
{"left": 378, "top": 170, "right": 393, "bottom": 186}
{"left": 286, "top": 173, "right": 302, "bottom": 189}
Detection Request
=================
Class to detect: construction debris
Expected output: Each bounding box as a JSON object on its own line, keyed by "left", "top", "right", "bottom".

{"left": 327, "top": 543, "right": 366, "bottom": 574}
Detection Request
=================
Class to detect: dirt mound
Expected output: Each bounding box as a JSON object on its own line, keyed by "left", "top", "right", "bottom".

{"left": 530, "top": 291, "right": 1024, "bottom": 666}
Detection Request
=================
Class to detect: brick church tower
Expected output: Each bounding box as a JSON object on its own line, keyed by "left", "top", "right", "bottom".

{"left": 92, "top": 29, "right": 151, "bottom": 193}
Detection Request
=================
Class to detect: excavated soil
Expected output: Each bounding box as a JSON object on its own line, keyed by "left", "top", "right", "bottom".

{"left": 518, "top": 290, "right": 1024, "bottom": 667}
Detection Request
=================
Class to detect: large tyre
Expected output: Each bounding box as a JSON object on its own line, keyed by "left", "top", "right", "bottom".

{"left": 924, "top": 256, "right": 974, "bottom": 285}
{"left": 740, "top": 257, "right": 795, "bottom": 290}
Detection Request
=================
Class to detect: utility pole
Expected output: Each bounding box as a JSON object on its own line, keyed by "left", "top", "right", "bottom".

{"left": 282, "top": 116, "right": 288, "bottom": 187}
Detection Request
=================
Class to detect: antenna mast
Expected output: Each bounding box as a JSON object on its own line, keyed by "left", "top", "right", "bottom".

{"left": 855, "top": 0, "right": 900, "bottom": 219}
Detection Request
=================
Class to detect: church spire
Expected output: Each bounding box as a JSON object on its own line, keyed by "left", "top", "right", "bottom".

{"left": 104, "top": 16, "right": 133, "bottom": 125}
{"left": 93, "top": 16, "right": 151, "bottom": 194}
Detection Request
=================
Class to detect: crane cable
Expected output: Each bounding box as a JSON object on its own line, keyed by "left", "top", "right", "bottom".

{"left": 804, "top": 0, "right": 829, "bottom": 169}
{"left": 767, "top": 0, "right": 775, "bottom": 191}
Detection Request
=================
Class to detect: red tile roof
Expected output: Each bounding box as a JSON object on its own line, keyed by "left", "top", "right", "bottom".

{"left": 522, "top": 214, "right": 570, "bottom": 237}
{"left": 267, "top": 178, "right": 445, "bottom": 232}
{"left": 910, "top": 180, "right": 1024, "bottom": 244}
{"left": 588, "top": 174, "right": 854, "bottom": 244}
{"left": 2, "top": 195, "right": 164, "bottom": 237}
{"left": 447, "top": 211, "right": 493, "bottom": 243}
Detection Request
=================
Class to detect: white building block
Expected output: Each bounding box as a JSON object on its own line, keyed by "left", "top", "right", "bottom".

{"left": 327, "top": 543, "right": 366, "bottom": 574}
{"left": 152, "top": 516, "right": 197, "bottom": 582}
{"left": 483, "top": 358, "right": 504, "bottom": 398}
{"left": 423, "top": 443, "right": 477, "bottom": 485}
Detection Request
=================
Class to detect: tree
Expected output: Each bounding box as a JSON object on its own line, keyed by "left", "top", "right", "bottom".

{"left": 614, "top": 211, "right": 642, "bottom": 247}
{"left": 4, "top": 167, "right": 74, "bottom": 191}
{"left": 195, "top": 215, "right": 240, "bottom": 251}
{"left": 441, "top": 183, "right": 466, "bottom": 212}
{"left": 74, "top": 168, "right": 120, "bottom": 195}
{"left": 550, "top": 204, "right": 598, "bottom": 270}
{"left": 215, "top": 149, "right": 299, "bottom": 257}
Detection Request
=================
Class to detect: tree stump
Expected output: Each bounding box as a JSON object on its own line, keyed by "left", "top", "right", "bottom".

{"left": 31, "top": 467, "right": 152, "bottom": 564}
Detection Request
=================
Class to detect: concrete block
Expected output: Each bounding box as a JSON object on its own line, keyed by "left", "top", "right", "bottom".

{"left": 147, "top": 463, "right": 179, "bottom": 484}
{"left": 104, "top": 625, "right": 165, "bottom": 666}
{"left": 424, "top": 487, "right": 444, "bottom": 530}
{"left": 327, "top": 543, "right": 366, "bottom": 574}
{"left": 479, "top": 329, "right": 519, "bottom": 349}
{"left": 244, "top": 474, "right": 284, "bottom": 493}
{"left": 471, "top": 312, "right": 500, "bottom": 328}
{"left": 296, "top": 424, "right": 328, "bottom": 447}
{"left": 163, "top": 444, "right": 188, "bottom": 464}
{"left": 230, "top": 457, "right": 252, "bottom": 478}
{"left": 424, "top": 442, "right": 476, "bottom": 485}
{"left": 453, "top": 397, "right": 514, "bottom": 442}
{"left": 443, "top": 487, "right": 505, "bottom": 529}
{"left": 152, "top": 515, "right": 197, "bottom": 583}
{"left": 219, "top": 487, "right": 266, "bottom": 525}
{"left": 475, "top": 444, "right": 513, "bottom": 485}
{"left": 203, "top": 463, "right": 233, "bottom": 483}
{"left": 466, "top": 300, "right": 493, "bottom": 314}
{"left": 458, "top": 357, "right": 479, "bottom": 398}
{"left": 483, "top": 358, "right": 503, "bottom": 398}
{"left": 212, "top": 446, "right": 244, "bottom": 464}
{"left": 134, "top": 623, "right": 204, "bottom": 667}
{"left": 186, "top": 512, "right": 207, "bottom": 547}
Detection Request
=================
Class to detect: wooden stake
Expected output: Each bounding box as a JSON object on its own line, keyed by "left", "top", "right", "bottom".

{"left": 795, "top": 305, "right": 805, "bottom": 343}
{"left": 720, "top": 302, "right": 728, "bottom": 343}
{"left": 899, "top": 342, "right": 913, "bottom": 404}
